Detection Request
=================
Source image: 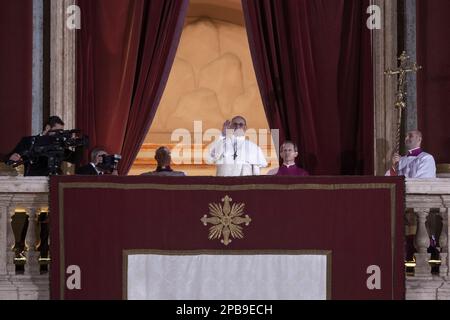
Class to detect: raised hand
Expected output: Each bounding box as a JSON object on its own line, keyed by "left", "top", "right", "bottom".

{"left": 392, "top": 153, "right": 400, "bottom": 168}
{"left": 222, "top": 120, "right": 232, "bottom": 137}
{"left": 9, "top": 153, "right": 21, "bottom": 162}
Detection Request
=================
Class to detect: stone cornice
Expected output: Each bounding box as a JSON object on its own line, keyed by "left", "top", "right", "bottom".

{"left": 0, "top": 177, "right": 49, "bottom": 194}
{"left": 406, "top": 178, "right": 450, "bottom": 195}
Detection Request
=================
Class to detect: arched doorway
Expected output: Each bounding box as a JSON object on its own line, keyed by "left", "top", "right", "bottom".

{"left": 130, "top": 0, "right": 277, "bottom": 176}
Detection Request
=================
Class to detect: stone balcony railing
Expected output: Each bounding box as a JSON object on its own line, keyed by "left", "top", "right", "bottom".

{"left": 0, "top": 177, "right": 50, "bottom": 299}
{"left": 405, "top": 178, "right": 450, "bottom": 300}
{"left": 1, "top": 176, "right": 450, "bottom": 300}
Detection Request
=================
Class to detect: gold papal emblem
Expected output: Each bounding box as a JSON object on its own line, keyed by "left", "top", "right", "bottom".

{"left": 201, "top": 195, "right": 252, "bottom": 246}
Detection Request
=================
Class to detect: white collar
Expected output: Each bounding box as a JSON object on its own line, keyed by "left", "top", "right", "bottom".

{"left": 408, "top": 147, "right": 421, "bottom": 153}
{"left": 90, "top": 162, "right": 102, "bottom": 175}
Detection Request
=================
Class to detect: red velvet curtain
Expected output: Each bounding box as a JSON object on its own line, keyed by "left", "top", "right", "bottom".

{"left": 242, "top": 0, "right": 373, "bottom": 175}
{"left": 0, "top": 1, "right": 32, "bottom": 158}
{"left": 417, "top": 0, "right": 450, "bottom": 164}
{"left": 76, "top": 0, "right": 188, "bottom": 174}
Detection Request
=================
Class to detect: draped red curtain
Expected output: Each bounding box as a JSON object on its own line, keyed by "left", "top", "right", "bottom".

{"left": 417, "top": 0, "right": 450, "bottom": 164}
{"left": 0, "top": 0, "right": 32, "bottom": 158}
{"left": 76, "top": 0, "right": 188, "bottom": 174}
{"left": 242, "top": 0, "right": 373, "bottom": 175}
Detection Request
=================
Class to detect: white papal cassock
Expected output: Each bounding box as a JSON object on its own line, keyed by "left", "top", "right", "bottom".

{"left": 207, "top": 136, "right": 268, "bottom": 176}
{"left": 385, "top": 149, "right": 436, "bottom": 178}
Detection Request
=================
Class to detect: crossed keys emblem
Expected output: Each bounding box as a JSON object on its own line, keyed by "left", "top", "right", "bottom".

{"left": 201, "top": 195, "right": 252, "bottom": 246}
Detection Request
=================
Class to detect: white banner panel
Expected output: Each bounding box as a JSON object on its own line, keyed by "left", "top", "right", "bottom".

{"left": 127, "top": 253, "right": 329, "bottom": 300}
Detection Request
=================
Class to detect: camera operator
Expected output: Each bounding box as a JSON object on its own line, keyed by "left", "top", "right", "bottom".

{"left": 76, "top": 147, "right": 119, "bottom": 175}
{"left": 6, "top": 116, "right": 84, "bottom": 176}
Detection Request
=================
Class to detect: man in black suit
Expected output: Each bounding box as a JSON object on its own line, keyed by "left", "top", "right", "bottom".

{"left": 6, "top": 116, "right": 83, "bottom": 176}
{"left": 76, "top": 147, "right": 118, "bottom": 175}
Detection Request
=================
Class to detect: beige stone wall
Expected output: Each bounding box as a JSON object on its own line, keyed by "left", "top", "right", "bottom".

{"left": 147, "top": 17, "right": 269, "bottom": 141}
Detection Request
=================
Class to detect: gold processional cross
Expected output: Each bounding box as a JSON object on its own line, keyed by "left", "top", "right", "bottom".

{"left": 384, "top": 51, "right": 422, "bottom": 154}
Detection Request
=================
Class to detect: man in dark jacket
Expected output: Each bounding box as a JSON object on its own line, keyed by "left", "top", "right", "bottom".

{"left": 76, "top": 147, "right": 109, "bottom": 175}
{"left": 6, "top": 116, "right": 83, "bottom": 176}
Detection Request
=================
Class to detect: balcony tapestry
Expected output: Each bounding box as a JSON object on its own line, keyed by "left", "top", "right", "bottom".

{"left": 50, "top": 176, "right": 404, "bottom": 300}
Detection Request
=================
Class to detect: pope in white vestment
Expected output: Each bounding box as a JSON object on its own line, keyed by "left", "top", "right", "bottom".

{"left": 207, "top": 116, "right": 268, "bottom": 176}
{"left": 385, "top": 130, "right": 436, "bottom": 178}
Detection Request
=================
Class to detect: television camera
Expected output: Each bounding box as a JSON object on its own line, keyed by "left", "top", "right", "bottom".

{"left": 7, "top": 129, "right": 89, "bottom": 175}
{"left": 98, "top": 154, "right": 122, "bottom": 174}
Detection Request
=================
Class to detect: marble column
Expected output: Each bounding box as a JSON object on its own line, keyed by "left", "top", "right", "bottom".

{"left": 373, "top": 0, "right": 399, "bottom": 175}
{"left": 0, "top": 200, "right": 11, "bottom": 275}
{"left": 438, "top": 207, "right": 448, "bottom": 277}
{"left": 404, "top": 0, "right": 418, "bottom": 133}
{"left": 6, "top": 207, "right": 16, "bottom": 275}
{"left": 24, "top": 208, "right": 40, "bottom": 276}
{"left": 50, "top": 0, "right": 76, "bottom": 128}
{"left": 414, "top": 208, "right": 432, "bottom": 278}
{"left": 32, "top": 0, "right": 44, "bottom": 135}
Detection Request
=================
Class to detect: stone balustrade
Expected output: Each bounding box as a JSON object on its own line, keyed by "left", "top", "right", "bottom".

{"left": 1, "top": 176, "right": 450, "bottom": 299}
{"left": 405, "top": 178, "right": 450, "bottom": 299}
{"left": 0, "top": 177, "right": 49, "bottom": 299}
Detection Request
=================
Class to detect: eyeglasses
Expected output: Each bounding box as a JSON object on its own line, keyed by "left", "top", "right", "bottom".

{"left": 232, "top": 122, "right": 246, "bottom": 128}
